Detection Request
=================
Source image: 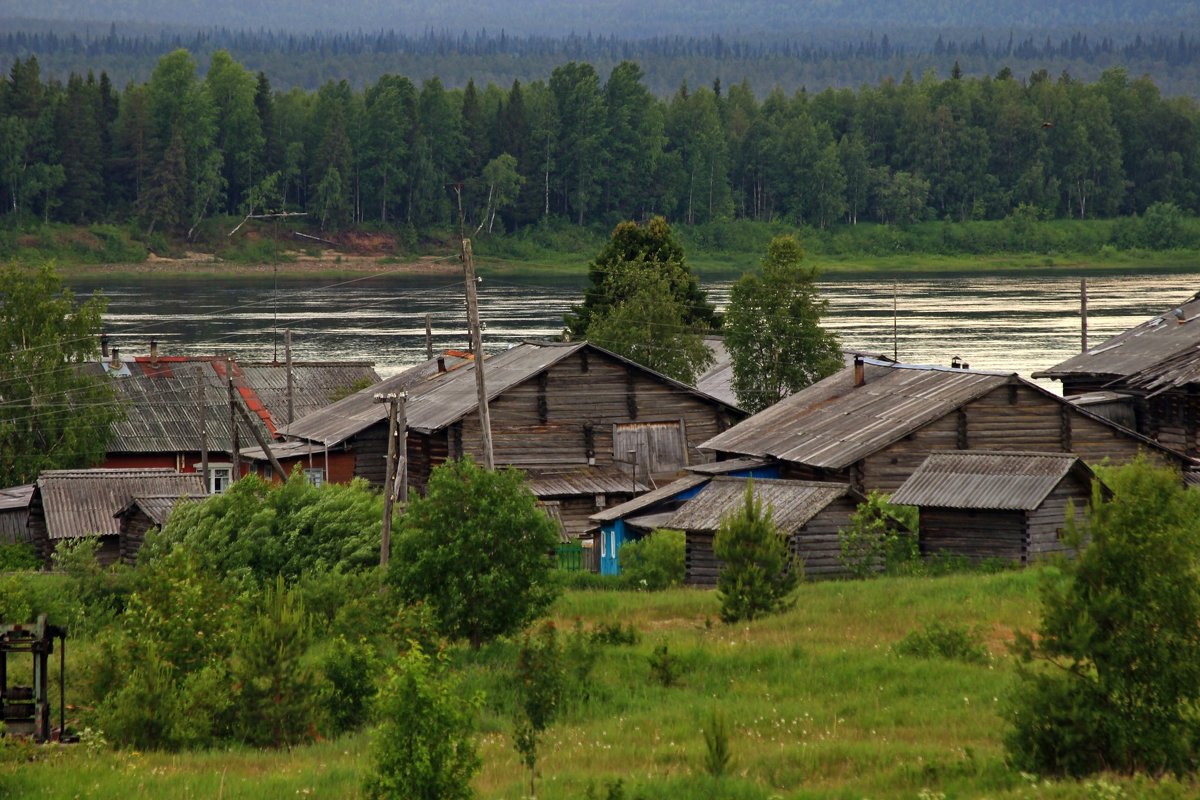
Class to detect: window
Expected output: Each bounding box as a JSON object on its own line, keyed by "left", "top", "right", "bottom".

{"left": 205, "top": 465, "right": 232, "bottom": 494}
{"left": 304, "top": 468, "right": 325, "bottom": 487}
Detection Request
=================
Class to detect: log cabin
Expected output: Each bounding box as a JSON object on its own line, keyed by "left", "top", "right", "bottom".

{"left": 702, "top": 357, "right": 1197, "bottom": 493}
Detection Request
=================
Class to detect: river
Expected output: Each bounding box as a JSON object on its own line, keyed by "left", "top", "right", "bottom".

{"left": 74, "top": 271, "right": 1200, "bottom": 386}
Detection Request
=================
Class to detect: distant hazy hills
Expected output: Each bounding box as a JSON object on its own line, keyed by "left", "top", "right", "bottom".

{"left": 3, "top": 0, "right": 1197, "bottom": 37}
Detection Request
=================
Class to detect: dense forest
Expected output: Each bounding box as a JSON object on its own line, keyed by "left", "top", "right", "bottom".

{"left": 4, "top": 26, "right": 1200, "bottom": 97}
{"left": 1, "top": 49, "right": 1198, "bottom": 240}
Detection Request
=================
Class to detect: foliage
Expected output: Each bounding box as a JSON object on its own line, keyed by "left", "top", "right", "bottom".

{"left": 389, "top": 457, "right": 561, "bottom": 648}
{"left": 315, "top": 634, "right": 383, "bottom": 735}
{"left": 0, "top": 264, "right": 119, "bottom": 486}
{"left": 148, "top": 471, "right": 382, "bottom": 584}
{"left": 365, "top": 643, "right": 482, "bottom": 800}
{"left": 228, "top": 576, "right": 317, "bottom": 748}
{"left": 618, "top": 529, "right": 685, "bottom": 590}
{"left": 895, "top": 620, "right": 990, "bottom": 664}
{"left": 648, "top": 640, "right": 682, "bottom": 687}
{"left": 702, "top": 707, "right": 733, "bottom": 778}
{"left": 584, "top": 272, "right": 714, "bottom": 383}
{"left": 513, "top": 621, "right": 566, "bottom": 799}
{"left": 838, "top": 490, "right": 920, "bottom": 579}
{"left": 1006, "top": 458, "right": 1200, "bottom": 776}
{"left": 50, "top": 538, "right": 135, "bottom": 636}
{"left": 0, "top": 542, "right": 39, "bottom": 572}
{"left": 566, "top": 216, "right": 716, "bottom": 338}
{"left": 713, "top": 481, "right": 799, "bottom": 623}
{"left": 725, "top": 235, "right": 843, "bottom": 412}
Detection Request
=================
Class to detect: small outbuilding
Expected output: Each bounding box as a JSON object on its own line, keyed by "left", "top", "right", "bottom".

{"left": 0, "top": 485, "right": 34, "bottom": 545}
{"left": 115, "top": 494, "right": 205, "bottom": 565}
{"left": 28, "top": 469, "right": 207, "bottom": 566}
{"left": 673, "top": 477, "right": 868, "bottom": 586}
{"left": 890, "top": 450, "right": 1105, "bottom": 565}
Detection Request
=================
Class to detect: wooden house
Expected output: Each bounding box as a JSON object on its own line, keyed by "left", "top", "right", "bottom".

{"left": 27, "top": 469, "right": 207, "bottom": 566}
{"left": 270, "top": 342, "right": 743, "bottom": 539}
{"left": 671, "top": 477, "right": 868, "bottom": 585}
{"left": 95, "top": 344, "right": 378, "bottom": 492}
{"left": 701, "top": 357, "right": 1195, "bottom": 493}
{"left": 114, "top": 494, "right": 204, "bottom": 565}
{"left": 890, "top": 451, "right": 1105, "bottom": 564}
{"left": 0, "top": 485, "right": 33, "bottom": 545}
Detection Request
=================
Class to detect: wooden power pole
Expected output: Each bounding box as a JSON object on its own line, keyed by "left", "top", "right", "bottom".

{"left": 462, "top": 237, "right": 495, "bottom": 469}
{"left": 376, "top": 392, "right": 405, "bottom": 567}
{"left": 226, "top": 357, "right": 240, "bottom": 483}
{"left": 197, "top": 366, "right": 209, "bottom": 489}
{"left": 1080, "top": 278, "right": 1089, "bottom": 353}
{"left": 285, "top": 328, "right": 294, "bottom": 424}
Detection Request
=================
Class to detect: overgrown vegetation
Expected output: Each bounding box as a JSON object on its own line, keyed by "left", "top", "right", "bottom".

{"left": 712, "top": 481, "right": 799, "bottom": 623}
{"left": 616, "top": 529, "right": 685, "bottom": 590}
{"left": 838, "top": 490, "right": 920, "bottom": 578}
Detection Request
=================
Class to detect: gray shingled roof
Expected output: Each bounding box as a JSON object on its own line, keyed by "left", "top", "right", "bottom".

{"left": 890, "top": 450, "right": 1098, "bottom": 510}
{"left": 701, "top": 359, "right": 1011, "bottom": 469}
{"left": 666, "top": 476, "right": 857, "bottom": 533}
{"left": 524, "top": 467, "right": 650, "bottom": 498}
{"left": 36, "top": 469, "right": 206, "bottom": 540}
{"left": 1033, "top": 291, "right": 1200, "bottom": 382}
{"left": 118, "top": 494, "right": 205, "bottom": 526}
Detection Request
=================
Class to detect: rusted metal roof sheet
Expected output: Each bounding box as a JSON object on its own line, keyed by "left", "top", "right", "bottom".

{"left": 701, "top": 359, "right": 1010, "bottom": 469}
{"left": 666, "top": 476, "right": 857, "bottom": 533}
{"left": 104, "top": 356, "right": 378, "bottom": 453}
{"left": 525, "top": 466, "right": 650, "bottom": 498}
{"left": 279, "top": 354, "right": 472, "bottom": 445}
{"left": 36, "top": 469, "right": 207, "bottom": 540}
{"left": 118, "top": 494, "right": 204, "bottom": 527}
{"left": 590, "top": 474, "right": 709, "bottom": 523}
{"left": 890, "top": 450, "right": 1096, "bottom": 510}
{"left": 1033, "top": 291, "right": 1200, "bottom": 382}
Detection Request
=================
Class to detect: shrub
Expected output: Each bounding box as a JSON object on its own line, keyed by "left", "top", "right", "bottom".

{"left": 513, "top": 621, "right": 566, "bottom": 798}
{"left": 365, "top": 644, "right": 482, "bottom": 800}
{"left": 838, "top": 491, "right": 918, "bottom": 579}
{"left": 895, "top": 620, "right": 990, "bottom": 664}
{"left": 619, "top": 529, "right": 685, "bottom": 590}
{"left": 648, "top": 641, "right": 682, "bottom": 687}
{"left": 702, "top": 707, "right": 733, "bottom": 778}
{"left": 0, "top": 542, "right": 38, "bottom": 571}
{"left": 713, "top": 481, "right": 799, "bottom": 623}
{"left": 1006, "top": 458, "right": 1200, "bottom": 776}
{"left": 316, "top": 635, "right": 382, "bottom": 736}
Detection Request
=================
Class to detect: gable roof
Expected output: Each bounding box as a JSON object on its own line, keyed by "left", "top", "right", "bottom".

{"left": 666, "top": 476, "right": 858, "bottom": 533}
{"left": 282, "top": 341, "right": 740, "bottom": 446}
{"left": 104, "top": 355, "right": 379, "bottom": 454}
{"left": 701, "top": 358, "right": 1011, "bottom": 469}
{"left": 890, "top": 451, "right": 1100, "bottom": 510}
{"left": 116, "top": 494, "right": 204, "bottom": 527}
{"left": 35, "top": 469, "right": 206, "bottom": 540}
{"left": 590, "top": 474, "right": 709, "bottom": 523}
{"left": 1033, "top": 291, "right": 1200, "bottom": 383}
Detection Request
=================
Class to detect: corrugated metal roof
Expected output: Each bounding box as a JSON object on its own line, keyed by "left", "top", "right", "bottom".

{"left": 118, "top": 494, "right": 204, "bottom": 526}
{"left": 701, "top": 359, "right": 1011, "bottom": 469}
{"left": 525, "top": 466, "right": 650, "bottom": 498}
{"left": 1033, "top": 291, "right": 1200, "bottom": 382}
{"left": 890, "top": 450, "right": 1095, "bottom": 510}
{"left": 0, "top": 485, "right": 33, "bottom": 512}
{"left": 279, "top": 354, "right": 473, "bottom": 445}
{"left": 590, "top": 474, "right": 709, "bottom": 523}
{"left": 36, "top": 469, "right": 207, "bottom": 540}
{"left": 666, "top": 476, "right": 856, "bottom": 533}
{"left": 105, "top": 356, "right": 379, "bottom": 453}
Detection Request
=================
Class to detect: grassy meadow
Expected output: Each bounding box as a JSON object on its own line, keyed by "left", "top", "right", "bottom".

{"left": 2, "top": 569, "right": 1195, "bottom": 799}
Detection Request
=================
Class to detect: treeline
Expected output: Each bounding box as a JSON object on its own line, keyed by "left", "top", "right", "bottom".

{"left": 2, "top": 50, "right": 1198, "bottom": 240}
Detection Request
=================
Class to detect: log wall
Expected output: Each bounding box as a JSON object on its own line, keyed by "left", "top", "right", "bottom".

{"left": 919, "top": 508, "right": 1027, "bottom": 562}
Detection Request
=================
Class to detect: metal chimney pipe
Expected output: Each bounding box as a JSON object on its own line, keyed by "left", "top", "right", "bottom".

{"left": 109, "top": 347, "right": 121, "bottom": 370}
{"left": 149, "top": 339, "right": 158, "bottom": 367}
{"left": 853, "top": 356, "right": 865, "bottom": 387}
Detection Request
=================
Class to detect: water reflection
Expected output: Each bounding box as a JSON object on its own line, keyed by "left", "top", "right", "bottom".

{"left": 77, "top": 272, "right": 1200, "bottom": 386}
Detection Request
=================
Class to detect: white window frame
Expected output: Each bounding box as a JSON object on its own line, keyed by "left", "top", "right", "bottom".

{"left": 303, "top": 467, "right": 325, "bottom": 487}
{"left": 194, "top": 462, "right": 233, "bottom": 494}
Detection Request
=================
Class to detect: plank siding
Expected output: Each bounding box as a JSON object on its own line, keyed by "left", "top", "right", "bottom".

{"left": 352, "top": 426, "right": 389, "bottom": 488}
{"left": 119, "top": 511, "right": 157, "bottom": 565}
{"left": 920, "top": 508, "right": 1027, "bottom": 562}
{"left": 1026, "top": 477, "right": 1089, "bottom": 559}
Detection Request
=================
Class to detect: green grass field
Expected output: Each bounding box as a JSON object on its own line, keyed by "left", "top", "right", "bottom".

{"left": 2, "top": 570, "right": 1195, "bottom": 799}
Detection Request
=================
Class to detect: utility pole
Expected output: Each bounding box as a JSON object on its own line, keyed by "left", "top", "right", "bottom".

{"left": 462, "top": 238, "right": 495, "bottom": 469}
{"left": 285, "top": 328, "right": 294, "bottom": 424}
{"left": 226, "top": 357, "right": 240, "bottom": 483}
{"left": 376, "top": 392, "right": 399, "bottom": 567}
{"left": 1080, "top": 278, "right": 1089, "bottom": 353}
{"left": 197, "top": 366, "right": 209, "bottom": 490}
{"left": 425, "top": 313, "right": 433, "bottom": 361}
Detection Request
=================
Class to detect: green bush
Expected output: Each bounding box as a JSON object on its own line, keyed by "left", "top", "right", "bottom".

{"left": 713, "top": 481, "right": 799, "bottom": 623}
{"left": 619, "top": 529, "right": 685, "bottom": 590}
{"left": 316, "top": 635, "right": 382, "bottom": 735}
{"left": 1006, "top": 458, "right": 1200, "bottom": 776}
{"left": 838, "top": 491, "right": 918, "bottom": 579}
{"left": 894, "top": 620, "right": 990, "bottom": 664}
{"left": 0, "top": 542, "right": 39, "bottom": 571}
{"left": 366, "top": 644, "right": 482, "bottom": 800}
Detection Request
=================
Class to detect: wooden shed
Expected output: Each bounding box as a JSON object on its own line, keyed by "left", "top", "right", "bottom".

{"left": 669, "top": 477, "right": 867, "bottom": 586}
{"left": 28, "top": 469, "right": 207, "bottom": 566}
{"left": 114, "top": 494, "right": 205, "bottom": 565}
{"left": 890, "top": 450, "right": 1105, "bottom": 564}
{"left": 702, "top": 357, "right": 1196, "bottom": 493}
{"left": 0, "top": 485, "right": 33, "bottom": 546}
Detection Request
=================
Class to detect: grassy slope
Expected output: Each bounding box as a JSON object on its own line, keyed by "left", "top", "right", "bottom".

{"left": 2, "top": 570, "right": 1195, "bottom": 798}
